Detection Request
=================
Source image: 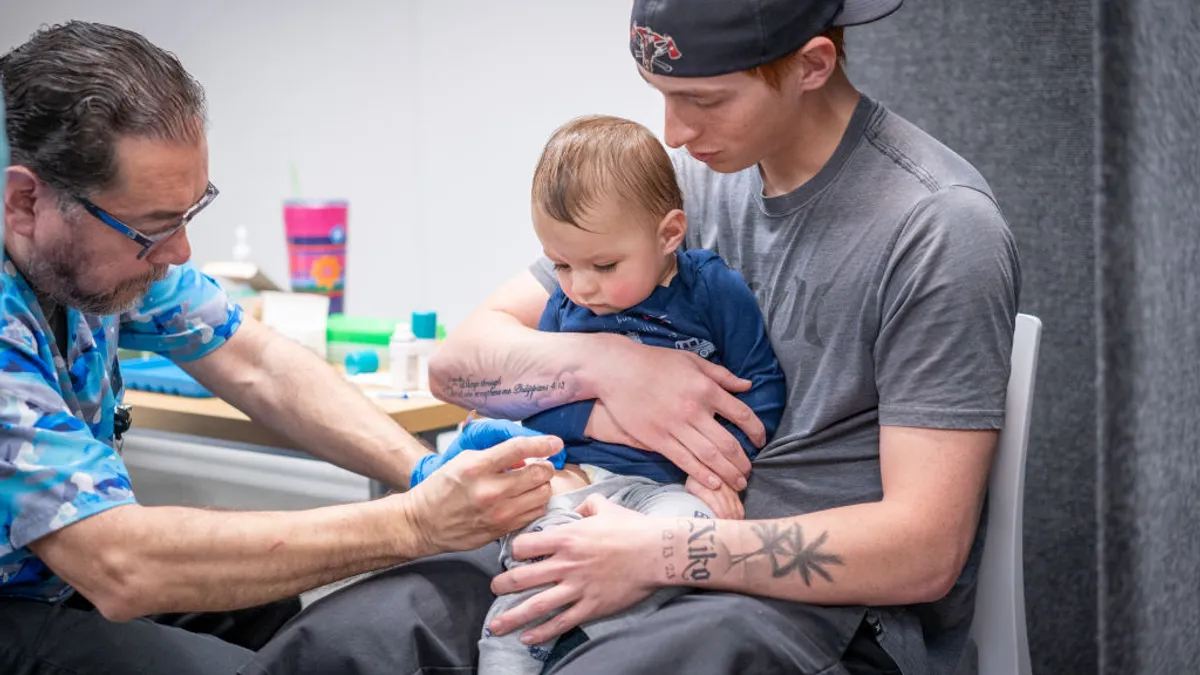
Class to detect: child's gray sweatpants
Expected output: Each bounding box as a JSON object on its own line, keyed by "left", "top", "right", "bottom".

{"left": 477, "top": 466, "right": 715, "bottom": 675}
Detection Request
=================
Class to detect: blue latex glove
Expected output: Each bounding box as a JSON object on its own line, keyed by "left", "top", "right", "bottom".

{"left": 409, "top": 419, "right": 567, "bottom": 488}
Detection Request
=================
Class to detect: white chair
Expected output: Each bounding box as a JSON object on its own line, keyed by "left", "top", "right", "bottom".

{"left": 971, "top": 313, "right": 1042, "bottom": 675}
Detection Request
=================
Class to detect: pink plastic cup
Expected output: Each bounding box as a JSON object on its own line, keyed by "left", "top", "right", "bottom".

{"left": 283, "top": 200, "right": 348, "bottom": 314}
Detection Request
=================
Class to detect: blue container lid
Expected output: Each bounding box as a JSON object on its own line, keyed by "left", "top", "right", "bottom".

{"left": 344, "top": 349, "right": 380, "bottom": 375}
{"left": 411, "top": 311, "right": 437, "bottom": 339}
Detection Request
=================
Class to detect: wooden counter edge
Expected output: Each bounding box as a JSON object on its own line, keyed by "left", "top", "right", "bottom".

{"left": 124, "top": 390, "right": 468, "bottom": 449}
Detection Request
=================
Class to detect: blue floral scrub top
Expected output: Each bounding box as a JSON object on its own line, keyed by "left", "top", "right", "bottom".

{"left": 0, "top": 260, "right": 242, "bottom": 601}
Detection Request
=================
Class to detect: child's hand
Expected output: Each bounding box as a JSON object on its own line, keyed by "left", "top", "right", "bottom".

{"left": 685, "top": 476, "right": 744, "bottom": 520}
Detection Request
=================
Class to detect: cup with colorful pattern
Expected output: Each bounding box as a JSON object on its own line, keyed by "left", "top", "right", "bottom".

{"left": 283, "top": 199, "right": 348, "bottom": 314}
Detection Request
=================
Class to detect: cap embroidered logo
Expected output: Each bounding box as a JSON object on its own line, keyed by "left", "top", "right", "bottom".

{"left": 631, "top": 22, "right": 682, "bottom": 74}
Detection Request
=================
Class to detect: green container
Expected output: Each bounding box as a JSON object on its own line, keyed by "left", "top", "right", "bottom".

{"left": 327, "top": 314, "right": 396, "bottom": 345}
{"left": 326, "top": 314, "right": 397, "bottom": 367}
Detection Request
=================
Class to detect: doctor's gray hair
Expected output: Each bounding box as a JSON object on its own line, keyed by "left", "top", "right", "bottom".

{"left": 0, "top": 21, "right": 206, "bottom": 201}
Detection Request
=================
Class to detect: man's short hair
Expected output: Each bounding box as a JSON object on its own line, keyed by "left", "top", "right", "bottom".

{"left": 748, "top": 27, "right": 846, "bottom": 90}
{"left": 532, "top": 115, "right": 683, "bottom": 229}
{"left": 0, "top": 21, "right": 206, "bottom": 200}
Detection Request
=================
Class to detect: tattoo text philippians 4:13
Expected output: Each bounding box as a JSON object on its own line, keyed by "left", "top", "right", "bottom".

{"left": 443, "top": 376, "right": 566, "bottom": 402}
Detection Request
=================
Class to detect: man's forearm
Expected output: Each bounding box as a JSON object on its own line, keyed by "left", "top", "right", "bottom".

{"left": 430, "top": 308, "right": 610, "bottom": 419}
{"left": 657, "top": 502, "right": 975, "bottom": 606}
{"left": 42, "top": 498, "right": 426, "bottom": 621}
{"left": 186, "top": 319, "right": 429, "bottom": 489}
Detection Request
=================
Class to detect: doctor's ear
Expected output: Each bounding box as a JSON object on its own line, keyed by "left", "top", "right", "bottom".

{"left": 4, "top": 167, "right": 47, "bottom": 238}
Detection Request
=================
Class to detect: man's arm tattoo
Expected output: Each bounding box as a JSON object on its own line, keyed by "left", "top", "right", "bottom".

{"left": 729, "top": 522, "right": 844, "bottom": 585}
{"left": 661, "top": 527, "right": 677, "bottom": 579}
{"left": 682, "top": 520, "right": 718, "bottom": 582}
{"left": 443, "top": 375, "right": 567, "bottom": 402}
{"left": 661, "top": 520, "right": 719, "bottom": 582}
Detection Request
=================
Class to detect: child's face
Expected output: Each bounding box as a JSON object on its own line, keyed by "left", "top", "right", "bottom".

{"left": 534, "top": 198, "right": 683, "bottom": 315}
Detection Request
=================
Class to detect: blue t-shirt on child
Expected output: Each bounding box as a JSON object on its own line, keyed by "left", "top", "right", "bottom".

{"left": 524, "top": 249, "right": 786, "bottom": 483}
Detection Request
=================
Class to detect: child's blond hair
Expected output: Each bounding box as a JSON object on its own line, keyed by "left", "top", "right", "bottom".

{"left": 532, "top": 115, "right": 682, "bottom": 229}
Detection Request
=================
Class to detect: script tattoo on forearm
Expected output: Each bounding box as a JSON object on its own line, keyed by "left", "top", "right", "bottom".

{"left": 661, "top": 521, "right": 720, "bottom": 582}
{"left": 729, "top": 522, "right": 844, "bottom": 585}
{"left": 443, "top": 375, "right": 566, "bottom": 402}
{"left": 681, "top": 520, "right": 719, "bottom": 582}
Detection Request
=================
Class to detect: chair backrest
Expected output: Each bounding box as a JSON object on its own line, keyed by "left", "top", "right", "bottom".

{"left": 971, "top": 313, "right": 1041, "bottom": 675}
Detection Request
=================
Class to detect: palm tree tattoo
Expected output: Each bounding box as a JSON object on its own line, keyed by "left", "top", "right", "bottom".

{"left": 730, "top": 522, "right": 844, "bottom": 585}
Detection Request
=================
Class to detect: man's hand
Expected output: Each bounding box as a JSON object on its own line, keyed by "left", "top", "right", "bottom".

{"left": 487, "top": 494, "right": 665, "bottom": 645}
{"left": 586, "top": 340, "right": 765, "bottom": 491}
{"left": 685, "top": 476, "right": 744, "bottom": 520}
{"left": 405, "top": 434, "right": 563, "bottom": 556}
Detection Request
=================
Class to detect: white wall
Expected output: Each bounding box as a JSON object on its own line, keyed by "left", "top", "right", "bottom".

{"left": 0, "top": 1, "right": 663, "bottom": 328}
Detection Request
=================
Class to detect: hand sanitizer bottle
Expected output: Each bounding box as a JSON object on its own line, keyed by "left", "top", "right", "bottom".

{"left": 390, "top": 325, "right": 421, "bottom": 391}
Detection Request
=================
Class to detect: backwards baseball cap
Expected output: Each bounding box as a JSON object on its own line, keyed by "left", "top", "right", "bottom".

{"left": 631, "top": 0, "right": 903, "bottom": 77}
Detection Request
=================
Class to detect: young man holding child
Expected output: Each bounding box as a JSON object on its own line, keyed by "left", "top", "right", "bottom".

{"left": 249, "top": 1, "right": 1019, "bottom": 673}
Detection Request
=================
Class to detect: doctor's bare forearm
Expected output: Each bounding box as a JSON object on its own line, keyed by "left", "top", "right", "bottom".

{"left": 31, "top": 497, "right": 429, "bottom": 621}
{"left": 182, "top": 318, "right": 429, "bottom": 488}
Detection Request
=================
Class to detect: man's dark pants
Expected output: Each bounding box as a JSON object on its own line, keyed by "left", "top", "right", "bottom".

{"left": 1, "top": 545, "right": 898, "bottom": 674}
{"left": 0, "top": 591, "right": 299, "bottom": 675}
{"left": 245, "top": 544, "right": 901, "bottom": 675}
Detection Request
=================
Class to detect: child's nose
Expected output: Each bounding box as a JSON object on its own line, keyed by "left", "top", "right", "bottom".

{"left": 574, "top": 273, "right": 600, "bottom": 296}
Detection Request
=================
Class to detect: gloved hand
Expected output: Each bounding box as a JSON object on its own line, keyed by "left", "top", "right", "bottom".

{"left": 410, "top": 419, "right": 567, "bottom": 488}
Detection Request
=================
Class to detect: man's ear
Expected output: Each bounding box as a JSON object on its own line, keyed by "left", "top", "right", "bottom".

{"left": 4, "top": 167, "right": 42, "bottom": 238}
{"left": 658, "top": 208, "right": 687, "bottom": 254}
{"left": 791, "top": 36, "right": 839, "bottom": 92}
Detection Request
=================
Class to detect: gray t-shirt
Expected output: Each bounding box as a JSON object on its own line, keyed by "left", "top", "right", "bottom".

{"left": 531, "top": 96, "right": 1020, "bottom": 675}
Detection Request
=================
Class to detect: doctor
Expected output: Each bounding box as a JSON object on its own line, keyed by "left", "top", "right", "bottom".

{"left": 0, "top": 21, "right": 558, "bottom": 675}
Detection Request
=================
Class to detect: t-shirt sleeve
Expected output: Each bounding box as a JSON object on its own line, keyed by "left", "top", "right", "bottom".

{"left": 698, "top": 257, "right": 788, "bottom": 455}
{"left": 1, "top": 328, "right": 137, "bottom": 550}
{"left": 529, "top": 257, "right": 558, "bottom": 294}
{"left": 876, "top": 185, "right": 1021, "bottom": 429}
{"left": 670, "top": 148, "right": 716, "bottom": 253}
{"left": 535, "top": 290, "right": 563, "bottom": 333}
{"left": 118, "top": 262, "right": 243, "bottom": 363}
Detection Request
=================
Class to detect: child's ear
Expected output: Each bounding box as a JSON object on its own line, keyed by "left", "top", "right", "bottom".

{"left": 657, "top": 209, "right": 687, "bottom": 254}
